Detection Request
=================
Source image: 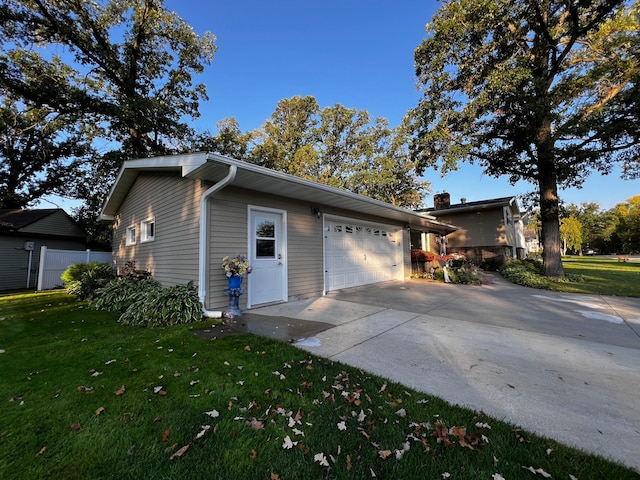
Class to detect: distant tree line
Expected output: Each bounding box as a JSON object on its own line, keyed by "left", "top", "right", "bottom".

{"left": 535, "top": 196, "right": 640, "bottom": 255}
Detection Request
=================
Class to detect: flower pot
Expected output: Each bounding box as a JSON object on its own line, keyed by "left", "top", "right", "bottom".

{"left": 228, "top": 275, "right": 242, "bottom": 288}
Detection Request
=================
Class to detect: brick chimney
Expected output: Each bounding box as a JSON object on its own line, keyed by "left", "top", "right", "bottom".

{"left": 434, "top": 192, "right": 451, "bottom": 210}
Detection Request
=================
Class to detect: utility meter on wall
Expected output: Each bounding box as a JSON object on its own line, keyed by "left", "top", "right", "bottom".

{"left": 24, "top": 241, "right": 35, "bottom": 251}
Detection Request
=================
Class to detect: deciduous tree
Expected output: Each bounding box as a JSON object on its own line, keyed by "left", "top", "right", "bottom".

{"left": 560, "top": 216, "right": 583, "bottom": 255}
{"left": 0, "top": 0, "right": 217, "bottom": 234}
{"left": 409, "top": 0, "right": 637, "bottom": 277}
{"left": 612, "top": 195, "right": 640, "bottom": 252}
{"left": 248, "top": 96, "right": 429, "bottom": 207}
{"left": 0, "top": 0, "right": 216, "bottom": 158}
{"left": 0, "top": 92, "right": 91, "bottom": 208}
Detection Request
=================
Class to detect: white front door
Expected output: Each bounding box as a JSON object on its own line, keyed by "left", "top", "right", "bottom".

{"left": 248, "top": 208, "right": 287, "bottom": 307}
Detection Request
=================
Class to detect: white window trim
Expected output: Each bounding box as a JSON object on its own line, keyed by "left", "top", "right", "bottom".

{"left": 140, "top": 216, "right": 156, "bottom": 243}
{"left": 125, "top": 224, "right": 137, "bottom": 246}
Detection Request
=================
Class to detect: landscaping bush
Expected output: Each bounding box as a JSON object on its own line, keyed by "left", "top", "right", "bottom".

{"left": 117, "top": 281, "right": 202, "bottom": 327}
{"left": 447, "top": 265, "right": 482, "bottom": 284}
{"left": 499, "top": 259, "right": 550, "bottom": 288}
{"left": 479, "top": 256, "right": 502, "bottom": 271}
{"left": 93, "top": 277, "right": 162, "bottom": 313}
{"left": 500, "top": 259, "right": 587, "bottom": 290}
{"left": 61, "top": 262, "right": 115, "bottom": 300}
{"left": 94, "top": 278, "right": 202, "bottom": 327}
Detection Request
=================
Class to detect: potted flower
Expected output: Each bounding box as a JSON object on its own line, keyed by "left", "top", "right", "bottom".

{"left": 222, "top": 254, "right": 252, "bottom": 288}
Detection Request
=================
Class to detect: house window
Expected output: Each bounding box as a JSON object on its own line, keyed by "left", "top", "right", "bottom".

{"left": 255, "top": 218, "right": 275, "bottom": 257}
{"left": 125, "top": 225, "right": 136, "bottom": 246}
{"left": 141, "top": 217, "right": 155, "bottom": 243}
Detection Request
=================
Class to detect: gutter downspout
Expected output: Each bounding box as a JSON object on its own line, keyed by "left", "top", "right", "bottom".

{"left": 198, "top": 164, "right": 237, "bottom": 318}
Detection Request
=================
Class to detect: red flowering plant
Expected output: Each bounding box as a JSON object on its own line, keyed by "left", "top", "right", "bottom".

{"left": 411, "top": 249, "right": 435, "bottom": 262}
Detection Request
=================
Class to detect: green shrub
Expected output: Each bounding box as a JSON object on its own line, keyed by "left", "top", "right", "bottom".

{"left": 94, "top": 279, "right": 202, "bottom": 327}
{"left": 447, "top": 265, "right": 482, "bottom": 284}
{"left": 117, "top": 281, "right": 202, "bottom": 327}
{"left": 499, "top": 259, "right": 550, "bottom": 288}
{"left": 61, "top": 262, "right": 115, "bottom": 300}
{"left": 499, "top": 259, "right": 587, "bottom": 290}
{"left": 479, "top": 257, "right": 502, "bottom": 271}
{"left": 93, "top": 277, "right": 162, "bottom": 313}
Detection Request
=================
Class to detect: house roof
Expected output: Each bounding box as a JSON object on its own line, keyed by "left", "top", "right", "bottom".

{"left": 419, "top": 196, "right": 521, "bottom": 217}
{"left": 0, "top": 209, "right": 59, "bottom": 231}
{"left": 99, "top": 152, "right": 458, "bottom": 234}
{"left": 0, "top": 208, "right": 85, "bottom": 238}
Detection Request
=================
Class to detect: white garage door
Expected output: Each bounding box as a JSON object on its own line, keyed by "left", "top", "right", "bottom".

{"left": 325, "top": 217, "right": 402, "bottom": 291}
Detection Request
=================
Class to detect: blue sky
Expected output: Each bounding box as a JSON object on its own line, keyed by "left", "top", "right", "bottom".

{"left": 44, "top": 0, "right": 637, "bottom": 212}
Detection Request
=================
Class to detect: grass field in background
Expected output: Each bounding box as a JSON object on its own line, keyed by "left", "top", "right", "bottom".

{"left": 559, "top": 256, "right": 640, "bottom": 297}
{"left": 1, "top": 291, "right": 638, "bottom": 479}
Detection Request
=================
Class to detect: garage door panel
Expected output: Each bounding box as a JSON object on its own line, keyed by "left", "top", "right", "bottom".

{"left": 325, "top": 218, "right": 401, "bottom": 291}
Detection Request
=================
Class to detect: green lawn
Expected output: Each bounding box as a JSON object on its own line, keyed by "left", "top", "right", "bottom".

{"left": 560, "top": 256, "right": 640, "bottom": 297}
{"left": 1, "top": 291, "right": 638, "bottom": 479}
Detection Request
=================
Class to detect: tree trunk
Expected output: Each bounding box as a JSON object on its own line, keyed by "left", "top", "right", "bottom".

{"left": 538, "top": 152, "right": 565, "bottom": 278}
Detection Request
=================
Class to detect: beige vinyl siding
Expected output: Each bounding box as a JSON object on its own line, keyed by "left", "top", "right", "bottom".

{"left": 20, "top": 210, "right": 85, "bottom": 238}
{"left": 0, "top": 236, "right": 85, "bottom": 291}
{"left": 206, "top": 186, "right": 325, "bottom": 310}
{"left": 442, "top": 208, "right": 506, "bottom": 248}
{"left": 205, "top": 187, "right": 408, "bottom": 310}
{"left": 112, "top": 173, "right": 205, "bottom": 286}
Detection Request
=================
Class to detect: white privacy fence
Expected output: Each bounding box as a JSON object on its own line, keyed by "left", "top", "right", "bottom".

{"left": 37, "top": 247, "right": 113, "bottom": 291}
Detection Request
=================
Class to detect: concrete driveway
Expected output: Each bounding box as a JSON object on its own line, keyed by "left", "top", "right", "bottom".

{"left": 249, "top": 274, "right": 640, "bottom": 471}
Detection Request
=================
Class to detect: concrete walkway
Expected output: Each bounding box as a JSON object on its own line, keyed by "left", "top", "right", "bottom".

{"left": 249, "top": 275, "right": 640, "bottom": 471}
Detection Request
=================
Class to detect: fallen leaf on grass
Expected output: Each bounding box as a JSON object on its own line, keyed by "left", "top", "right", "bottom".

{"left": 169, "top": 425, "right": 211, "bottom": 460}
{"left": 314, "top": 452, "right": 329, "bottom": 467}
{"left": 36, "top": 447, "right": 46, "bottom": 456}
{"left": 250, "top": 449, "right": 257, "bottom": 459}
{"left": 195, "top": 425, "right": 210, "bottom": 440}
{"left": 170, "top": 444, "right": 190, "bottom": 460}
{"left": 395, "top": 408, "right": 407, "bottom": 418}
{"left": 162, "top": 429, "right": 170, "bottom": 441}
{"left": 492, "top": 474, "right": 505, "bottom": 480}
{"left": 204, "top": 409, "right": 219, "bottom": 418}
{"left": 114, "top": 385, "right": 126, "bottom": 396}
{"left": 95, "top": 407, "right": 105, "bottom": 416}
{"left": 346, "top": 454, "right": 352, "bottom": 471}
{"left": 378, "top": 450, "right": 392, "bottom": 460}
{"left": 270, "top": 473, "right": 280, "bottom": 480}
{"left": 69, "top": 423, "right": 81, "bottom": 431}
{"left": 522, "top": 466, "right": 552, "bottom": 478}
{"left": 282, "top": 435, "right": 297, "bottom": 449}
{"left": 247, "top": 418, "right": 264, "bottom": 430}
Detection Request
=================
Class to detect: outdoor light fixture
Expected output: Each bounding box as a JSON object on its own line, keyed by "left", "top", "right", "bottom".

{"left": 311, "top": 207, "right": 321, "bottom": 218}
